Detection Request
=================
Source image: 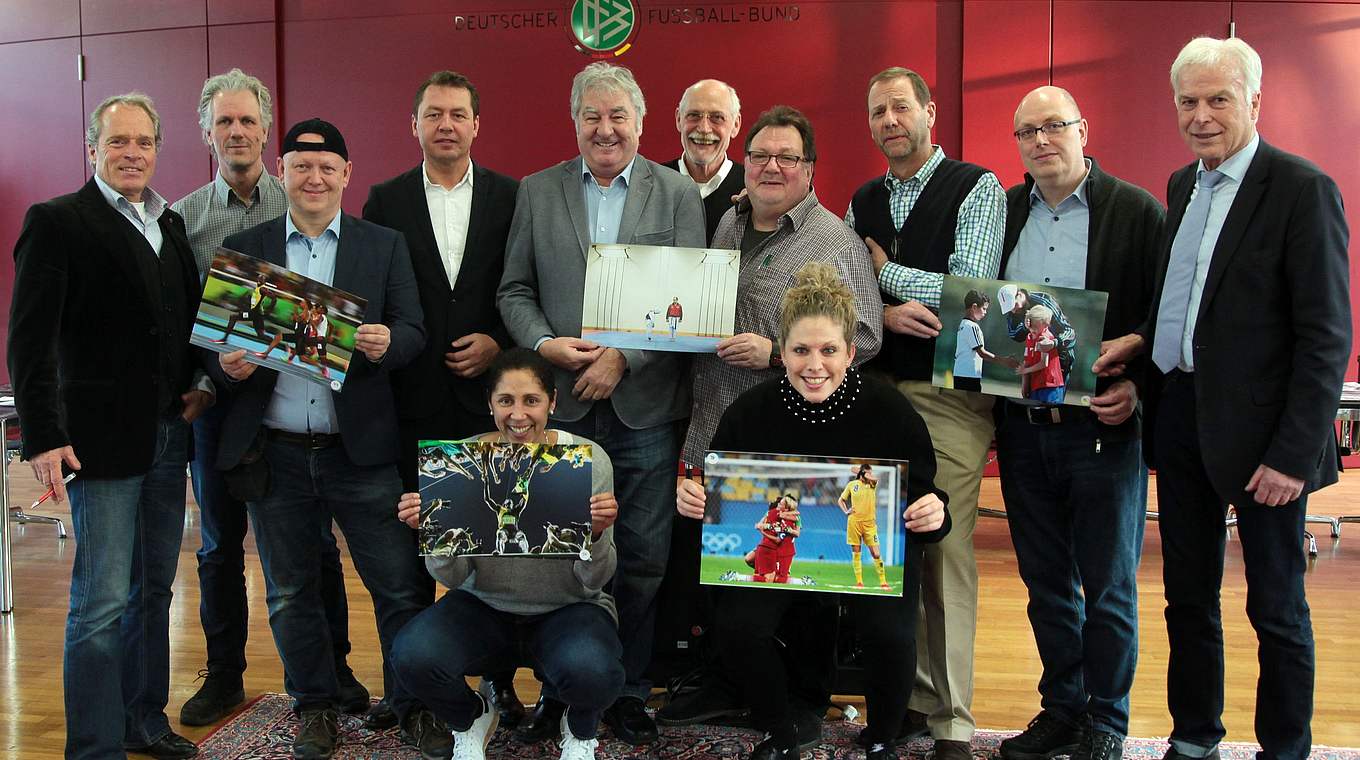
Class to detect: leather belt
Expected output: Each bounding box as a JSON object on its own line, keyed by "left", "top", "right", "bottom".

{"left": 267, "top": 428, "right": 341, "bottom": 449}
{"left": 1005, "top": 401, "right": 1090, "bottom": 426}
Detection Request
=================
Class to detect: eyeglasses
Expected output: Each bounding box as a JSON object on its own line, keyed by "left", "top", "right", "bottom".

{"left": 747, "top": 151, "right": 809, "bottom": 169}
{"left": 683, "top": 111, "right": 731, "bottom": 125}
{"left": 1013, "top": 119, "right": 1081, "bottom": 142}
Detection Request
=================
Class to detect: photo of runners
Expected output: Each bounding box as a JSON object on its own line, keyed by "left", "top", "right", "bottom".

{"left": 190, "top": 247, "right": 366, "bottom": 390}
{"left": 698, "top": 451, "right": 909, "bottom": 597}
{"left": 416, "top": 440, "right": 594, "bottom": 559}
{"left": 581, "top": 243, "right": 739, "bottom": 353}
{"left": 932, "top": 274, "right": 1109, "bottom": 406}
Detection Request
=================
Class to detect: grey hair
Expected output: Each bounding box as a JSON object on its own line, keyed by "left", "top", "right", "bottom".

{"left": 1170, "top": 36, "right": 1262, "bottom": 96}
{"left": 196, "top": 68, "right": 274, "bottom": 142}
{"left": 570, "top": 62, "right": 646, "bottom": 123}
{"left": 86, "top": 92, "right": 163, "bottom": 148}
{"left": 677, "top": 79, "right": 741, "bottom": 120}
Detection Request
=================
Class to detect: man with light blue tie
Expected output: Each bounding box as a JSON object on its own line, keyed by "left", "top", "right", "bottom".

{"left": 208, "top": 118, "right": 439, "bottom": 760}
{"left": 498, "top": 61, "right": 705, "bottom": 745}
{"left": 1095, "top": 36, "right": 1349, "bottom": 760}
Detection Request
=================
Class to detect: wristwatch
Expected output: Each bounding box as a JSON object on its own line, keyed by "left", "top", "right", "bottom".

{"left": 769, "top": 346, "right": 783, "bottom": 368}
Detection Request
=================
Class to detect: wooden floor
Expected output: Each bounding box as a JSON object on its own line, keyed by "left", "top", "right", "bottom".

{"left": 2, "top": 472, "right": 1359, "bottom": 758}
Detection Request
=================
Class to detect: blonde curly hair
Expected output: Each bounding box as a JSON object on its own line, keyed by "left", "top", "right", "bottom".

{"left": 777, "top": 262, "right": 856, "bottom": 351}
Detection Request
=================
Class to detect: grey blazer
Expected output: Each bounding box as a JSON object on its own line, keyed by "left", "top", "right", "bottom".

{"left": 497, "top": 156, "right": 705, "bottom": 427}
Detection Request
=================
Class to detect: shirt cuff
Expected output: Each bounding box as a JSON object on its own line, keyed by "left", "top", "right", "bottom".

{"left": 533, "top": 335, "right": 554, "bottom": 351}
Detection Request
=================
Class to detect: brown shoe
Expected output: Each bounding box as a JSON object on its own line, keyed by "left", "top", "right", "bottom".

{"left": 934, "top": 739, "right": 975, "bottom": 760}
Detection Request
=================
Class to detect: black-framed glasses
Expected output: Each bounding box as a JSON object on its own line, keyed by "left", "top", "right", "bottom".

{"left": 747, "top": 151, "right": 809, "bottom": 169}
{"left": 1013, "top": 119, "right": 1081, "bottom": 142}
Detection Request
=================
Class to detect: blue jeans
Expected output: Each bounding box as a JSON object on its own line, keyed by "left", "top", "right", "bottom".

{"left": 189, "top": 404, "right": 353, "bottom": 678}
{"left": 247, "top": 438, "right": 431, "bottom": 715}
{"left": 557, "top": 401, "right": 677, "bottom": 699}
{"left": 996, "top": 405, "right": 1147, "bottom": 736}
{"left": 64, "top": 416, "right": 189, "bottom": 759}
{"left": 392, "top": 591, "right": 623, "bottom": 738}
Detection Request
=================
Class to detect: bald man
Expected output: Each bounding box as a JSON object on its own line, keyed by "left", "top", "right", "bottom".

{"left": 994, "top": 86, "right": 1164, "bottom": 760}
{"left": 663, "top": 78, "right": 744, "bottom": 244}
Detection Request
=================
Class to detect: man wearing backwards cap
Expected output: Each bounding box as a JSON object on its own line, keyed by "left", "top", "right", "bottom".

{"left": 207, "top": 118, "right": 432, "bottom": 760}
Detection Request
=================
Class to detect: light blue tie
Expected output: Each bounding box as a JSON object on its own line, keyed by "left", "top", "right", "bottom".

{"left": 1152, "top": 170, "right": 1224, "bottom": 373}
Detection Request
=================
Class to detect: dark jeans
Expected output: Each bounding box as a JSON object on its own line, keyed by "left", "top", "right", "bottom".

{"left": 189, "top": 402, "right": 353, "bottom": 678}
{"left": 392, "top": 591, "right": 623, "bottom": 738}
{"left": 557, "top": 400, "right": 677, "bottom": 699}
{"left": 712, "top": 545, "right": 923, "bottom": 745}
{"left": 64, "top": 416, "right": 188, "bottom": 759}
{"left": 247, "top": 438, "right": 431, "bottom": 715}
{"left": 996, "top": 404, "right": 1147, "bottom": 736}
{"left": 1155, "top": 372, "right": 1314, "bottom": 760}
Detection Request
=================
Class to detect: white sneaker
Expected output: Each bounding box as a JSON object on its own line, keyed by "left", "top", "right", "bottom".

{"left": 452, "top": 693, "right": 499, "bottom": 760}
{"left": 557, "top": 711, "right": 600, "bottom": 760}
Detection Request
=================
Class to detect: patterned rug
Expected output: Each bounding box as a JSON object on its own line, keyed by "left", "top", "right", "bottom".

{"left": 197, "top": 694, "right": 1359, "bottom": 759}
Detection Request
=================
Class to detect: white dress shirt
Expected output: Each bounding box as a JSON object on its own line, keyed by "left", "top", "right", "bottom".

{"left": 423, "top": 160, "right": 475, "bottom": 287}
{"left": 678, "top": 157, "right": 734, "bottom": 199}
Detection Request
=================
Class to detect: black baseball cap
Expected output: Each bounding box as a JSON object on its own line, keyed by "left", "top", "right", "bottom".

{"left": 281, "top": 118, "right": 348, "bottom": 160}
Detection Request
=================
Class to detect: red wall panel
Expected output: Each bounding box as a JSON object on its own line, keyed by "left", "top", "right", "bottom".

{"left": 1051, "top": 0, "right": 1228, "bottom": 203}
{"left": 208, "top": 0, "right": 274, "bottom": 25}
{"left": 0, "top": 0, "right": 79, "bottom": 44}
{"left": 0, "top": 37, "right": 87, "bottom": 385}
{"left": 79, "top": 0, "right": 206, "bottom": 35}
{"left": 960, "top": 0, "right": 1050, "bottom": 187}
{"left": 277, "top": 1, "right": 951, "bottom": 218}
{"left": 80, "top": 26, "right": 211, "bottom": 204}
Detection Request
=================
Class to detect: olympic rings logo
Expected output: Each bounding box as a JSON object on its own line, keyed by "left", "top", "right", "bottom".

{"left": 703, "top": 532, "right": 743, "bottom": 554}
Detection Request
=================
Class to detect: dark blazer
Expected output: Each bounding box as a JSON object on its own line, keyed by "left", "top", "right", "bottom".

{"left": 211, "top": 213, "right": 425, "bottom": 469}
{"left": 362, "top": 163, "right": 518, "bottom": 419}
{"left": 1000, "top": 157, "right": 1166, "bottom": 436}
{"left": 8, "top": 179, "right": 199, "bottom": 478}
{"left": 1143, "top": 140, "right": 1350, "bottom": 498}
{"left": 661, "top": 158, "right": 745, "bottom": 245}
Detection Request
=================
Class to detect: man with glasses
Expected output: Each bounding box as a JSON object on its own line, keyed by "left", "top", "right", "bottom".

{"left": 497, "top": 61, "right": 704, "bottom": 746}
{"left": 844, "top": 66, "right": 1005, "bottom": 760}
{"left": 663, "top": 79, "right": 745, "bottom": 244}
{"left": 994, "top": 86, "right": 1164, "bottom": 760}
{"left": 674, "top": 105, "right": 882, "bottom": 753}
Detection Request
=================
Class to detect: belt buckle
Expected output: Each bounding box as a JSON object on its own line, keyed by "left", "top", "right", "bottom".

{"left": 1027, "top": 405, "right": 1061, "bottom": 425}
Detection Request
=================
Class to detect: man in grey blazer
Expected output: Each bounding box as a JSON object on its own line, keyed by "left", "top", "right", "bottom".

{"left": 498, "top": 61, "right": 704, "bottom": 745}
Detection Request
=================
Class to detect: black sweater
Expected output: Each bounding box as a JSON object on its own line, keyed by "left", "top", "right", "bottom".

{"left": 708, "top": 369, "right": 951, "bottom": 545}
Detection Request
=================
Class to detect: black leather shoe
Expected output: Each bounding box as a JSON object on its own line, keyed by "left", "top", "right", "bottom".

{"left": 363, "top": 697, "right": 398, "bottom": 730}
{"left": 1073, "top": 722, "right": 1125, "bottom": 760}
{"left": 792, "top": 706, "right": 822, "bottom": 750}
{"left": 602, "top": 697, "right": 659, "bottom": 745}
{"left": 999, "top": 712, "right": 1081, "bottom": 760}
{"left": 480, "top": 677, "right": 527, "bottom": 729}
{"left": 867, "top": 742, "right": 900, "bottom": 760}
{"left": 513, "top": 695, "right": 565, "bottom": 743}
{"left": 658, "top": 685, "right": 748, "bottom": 725}
{"left": 748, "top": 732, "right": 798, "bottom": 760}
{"left": 292, "top": 708, "right": 339, "bottom": 760}
{"left": 127, "top": 732, "right": 199, "bottom": 759}
{"left": 400, "top": 707, "right": 453, "bottom": 760}
{"left": 179, "top": 670, "right": 245, "bottom": 726}
{"left": 934, "top": 739, "right": 975, "bottom": 760}
{"left": 857, "top": 708, "right": 930, "bottom": 747}
{"left": 335, "top": 666, "right": 371, "bottom": 714}
{"left": 1161, "top": 747, "right": 1220, "bottom": 760}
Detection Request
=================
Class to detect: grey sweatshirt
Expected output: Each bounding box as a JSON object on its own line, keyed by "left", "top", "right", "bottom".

{"left": 424, "top": 432, "right": 618, "bottom": 623}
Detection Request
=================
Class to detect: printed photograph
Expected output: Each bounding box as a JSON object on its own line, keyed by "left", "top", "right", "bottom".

{"left": 699, "top": 451, "right": 909, "bottom": 597}
{"left": 190, "top": 247, "right": 366, "bottom": 391}
{"left": 932, "top": 275, "right": 1109, "bottom": 406}
{"left": 581, "top": 243, "right": 739, "bottom": 353}
{"left": 416, "top": 441, "right": 594, "bottom": 559}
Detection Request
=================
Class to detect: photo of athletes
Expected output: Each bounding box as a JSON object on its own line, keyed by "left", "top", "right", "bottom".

{"left": 698, "top": 451, "right": 909, "bottom": 597}
{"left": 190, "top": 247, "right": 366, "bottom": 391}
{"left": 416, "top": 440, "right": 594, "bottom": 559}
{"left": 932, "top": 274, "right": 1109, "bottom": 407}
{"left": 581, "top": 243, "right": 739, "bottom": 353}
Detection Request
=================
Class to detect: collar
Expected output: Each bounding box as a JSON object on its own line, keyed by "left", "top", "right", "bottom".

{"left": 1198, "top": 132, "right": 1259, "bottom": 184}
{"left": 285, "top": 209, "right": 342, "bottom": 241}
{"left": 779, "top": 366, "right": 863, "bottom": 425}
{"left": 884, "top": 145, "right": 945, "bottom": 191}
{"left": 212, "top": 169, "right": 265, "bottom": 207}
{"left": 422, "top": 159, "right": 475, "bottom": 192}
{"left": 93, "top": 173, "right": 167, "bottom": 219}
{"left": 580, "top": 155, "right": 637, "bottom": 189}
{"left": 1028, "top": 158, "right": 1092, "bottom": 209}
{"left": 742, "top": 186, "right": 824, "bottom": 234}
{"left": 678, "top": 156, "right": 733, "bottom": 192}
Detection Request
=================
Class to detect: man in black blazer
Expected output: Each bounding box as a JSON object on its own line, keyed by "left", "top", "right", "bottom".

{"left": 210, "top": 119, "right": 437, "bottom": 760}
{"left": 9, "top": 94, "right": 205, "bottom": 759}
{"left": 361, "top": 69, "right": 522, "bottom": 736}
{"left": 661, "top": 78, "right": 744, "bottom": 245}
{"left": 1096, "top": 38, "right": 1349, "bottom": 760}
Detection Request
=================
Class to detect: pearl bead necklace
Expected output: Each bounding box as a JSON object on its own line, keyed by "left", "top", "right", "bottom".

{"left": 780, "top": 369, "right": 861, "bottom": 424}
